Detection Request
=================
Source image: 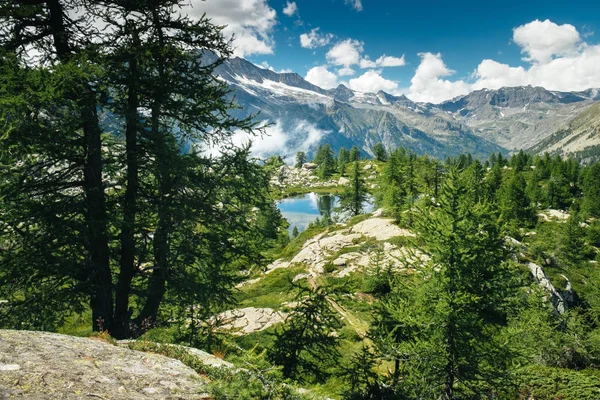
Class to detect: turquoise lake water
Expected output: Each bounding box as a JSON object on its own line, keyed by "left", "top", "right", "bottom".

{"left": 276, "top": 193, "right": 374, "bottom": 235}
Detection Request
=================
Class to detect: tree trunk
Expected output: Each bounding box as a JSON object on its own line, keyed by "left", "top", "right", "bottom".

{"left": 47, "top": 0, "right": 113, "bottom": 332}
{"left": 113, "top": 38, "right": 139, "bottom": 338}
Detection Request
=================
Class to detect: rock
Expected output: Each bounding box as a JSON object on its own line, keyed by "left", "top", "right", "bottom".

{"left": 265, "top": 259, "right": 290, "bottom": 274}
{"left": 351, "top": 218, "right": 415, "bottom": 241}
{"left": 214, "top": 307, "right": 287, "bottom": 335}
{"left": 292, "top": 273, "right": 310, "bottom": 282}
{"left": 363, "top": 164, "right": 373, "bottom": 171}
{"left": 538, "top": 209, "right": 570, "bottom": 222}
{"left": 527, "top": 262, "right": 568, "bottom": 314}
{"left": 0, "top": 330, "right": 208, "bottom": 399}
{"left": 371, "top": 208, "right": 385, "bottom": 217}
{"left": 302, "top": 163, "right": 318, "bottom": 170}
{"left": 338, "top": 177, "right": 350, "bottom": 185}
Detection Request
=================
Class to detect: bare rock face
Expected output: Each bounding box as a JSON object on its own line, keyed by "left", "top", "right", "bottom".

{"left": 214, "top": 307, "right": 287, "bottom": 335}
{"left": 0, "top": 330, "right": 209, "bottom": 399}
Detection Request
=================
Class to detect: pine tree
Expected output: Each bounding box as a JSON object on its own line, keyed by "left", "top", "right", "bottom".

{"left": 371, "top": 168, "right": 517, "bottom": 399}
{"left": 373, "top": 142, "right": 387, "bottom": 162}
{"left": 268, "top": 285, "right": 341, "bottom": 382}
{"left": 339, "top": 162, "right": 368, "bottom": 217}
{"left": 295, "top": 151, "right": 307, "bottom": 168}
{"left": 349, "top": 145, "right": 361, "bottom": 162}
{"left": 316, "top": 144, "right": 335, "bottom": 179}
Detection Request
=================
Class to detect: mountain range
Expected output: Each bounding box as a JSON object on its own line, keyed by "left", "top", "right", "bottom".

{"left": 214, "top": 56, "right": 600, "bottom": 162}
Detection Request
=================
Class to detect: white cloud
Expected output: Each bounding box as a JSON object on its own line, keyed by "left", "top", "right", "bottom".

{"left": 259, "top": 61, "right": 274, "bottom": 71}
{"left": 344, "top": 0, "right": 363, "bottom": 12}
{"left": 185, "top": 0, "right": 277, "bottom": 57}
{"left": 359, "top": 58, "right": 377, "bottom": 68}
{"left": 407, "top": 52, "right": 471, "bottom": 103}
{"left": 405, "top": 20, "right": 600, "bottom": 104}
{"left": 360, "top": 54, "right": 406, "bottom": 68}
{"left": 337, "top": 67, "right": 356, "bottom": 76}
{"left": 282, "top": 1, "right": 298, "bottom": 16}
{"left": 326, "top": 39, "right": 363, "bottom": 67}
{"left": 300, "top": 28, "right": 334, "bottom": 49}
{"left": 348, "top": 70, "right": 400, "bottom": 93}
{"left": 513, "top": 19, "right": 580, "bottom": 64}
{"left": 376, "top": 54, "right": 406, "bottom": 67}
{"left": 215, "top": 120, "right": 327, "bottom": 163}
{"left": 305, "top": 66, "right": 339, "bottom": 89}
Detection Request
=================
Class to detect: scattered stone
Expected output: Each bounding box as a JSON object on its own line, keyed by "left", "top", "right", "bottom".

{"left": 302, "top": 163, "right": 318, "bottom": 170}
{"left": 338, "top": 177, "right": 350, "bottom": 185}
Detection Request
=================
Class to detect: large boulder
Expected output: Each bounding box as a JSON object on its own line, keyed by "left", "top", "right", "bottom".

{"left": 0, "top": 330, "right": 209, "bottom": 399}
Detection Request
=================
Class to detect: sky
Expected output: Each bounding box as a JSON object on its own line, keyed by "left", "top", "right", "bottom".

{"left": 185, "top": 0, "right": 600, "bottom": 103}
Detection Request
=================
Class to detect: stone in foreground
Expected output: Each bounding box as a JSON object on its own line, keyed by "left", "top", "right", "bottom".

{"left": 0, "top": 330, "right": 209, "bottom": 399}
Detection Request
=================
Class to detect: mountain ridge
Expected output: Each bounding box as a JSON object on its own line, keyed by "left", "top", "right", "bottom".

{"left": 214, "top": 56, "right": 600, "bottom": 160}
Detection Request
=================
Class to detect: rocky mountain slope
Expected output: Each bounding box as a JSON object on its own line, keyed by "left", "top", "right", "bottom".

{"left": 530, "top": 100, "right": 600, "bottom": 163}
{"left": 214, "top": 56, "right": 600, "bottom": 159}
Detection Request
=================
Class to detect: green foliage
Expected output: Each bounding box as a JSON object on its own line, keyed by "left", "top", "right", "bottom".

{"left": 518, "top": 366, "right": 600, "bottom": 400}
{"left": 295, "top": 151, "right": 307, "bottom": 169}
{"left": 268, "top": 285, "right": 342, "bottom": 383}
{"left": 349, "top": 146, "right": 361, "bottom": 162}
{"left": 370, "top": 168, "right": 519, "bottom": 399}
{"left": 338, "top": 162, "right": 368, "bottom": 217}
{"left": 372, "top": 142, "right": 387, "bottom": 162}
{"left": 314, "top": 144, "right": 335, "bottom": 179}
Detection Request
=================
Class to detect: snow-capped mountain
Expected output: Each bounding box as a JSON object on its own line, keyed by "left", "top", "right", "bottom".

{"left": 214, "top": 56, "right": 600, "bottom": 160}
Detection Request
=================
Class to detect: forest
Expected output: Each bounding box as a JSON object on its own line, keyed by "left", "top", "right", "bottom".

{"left": 1, "top": 1, "right": 600, "bottom": 399}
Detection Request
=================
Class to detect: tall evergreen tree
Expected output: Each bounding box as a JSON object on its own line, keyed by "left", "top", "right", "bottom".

{"left": 349, "top": 145, "right": 361, "bottom": 162}
{"left": 371, "top": 168, "right": 517, "bottom": 399}
{"left": 372, "top": 142, "right": 387, "bottom": 162}
{"left": 295, "top": 151, "right": 307, "bottom": 168}
{"left": 339, "top": 161, "right": 368, "bottom": 217}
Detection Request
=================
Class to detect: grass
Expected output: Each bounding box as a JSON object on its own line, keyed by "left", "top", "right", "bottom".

{"left": 236, "top": 264, "right": 308, "bottom": 310}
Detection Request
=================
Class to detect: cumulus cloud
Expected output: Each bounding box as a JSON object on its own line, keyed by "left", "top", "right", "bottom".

{"left": 282, "top": 1, "right": 298, "bottom": 16}
{"left": 407, "top": 52, "right": 471, "bottom": 103}
{"left": 513, "top": 19, "right": 581, "bottom": 64}
{"left": 359, "top": 58, "right": 377, "bottom": 68}
{"left": 300, "top": 28, "right": 334, "bottom": 49}
{"left": 348, "top": 70, "right": 400, "bottom": 93}
{"left": 337, "top": 67, "right": 356, "bottom": 76}
{"left": 186, "top": 0, "right": 277, "bottom": 57}
{"left": 344, "top": 0, "right": 363, "bottom": 12}
{"left": 360, "top": 54, "right": 406, "bottom": 68}
{"left": 305, "top": 66, "right": 339, "bottom": 89}
{"left": 215, "top": 120, "right": 328, "bottom": 163}
{"left": 376, "top": 54, "right": 406, "bottom": 67}
{"left": 326, "top": 39, "right": 364, "bottom": 67}
{"left": 405, "top": 20, "right": 600, "bottom": 103}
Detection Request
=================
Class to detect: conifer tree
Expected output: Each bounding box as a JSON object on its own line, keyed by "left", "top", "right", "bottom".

{"left": 371, "top": 168, "right": 517, "bottom": 399}
{"left": 295, "top": 151, "right": 307, "bottom": 168}
{"left": 349, "top": 145, "right": 361, "bottom": 162}
{"left": 268, "top": 285, "right": 341, "bottom": 382}
{"left": 339, "top": 161, "right": 368, "bottom": 217}
{"left": 372, "top": 142, "right": 387, "bottom": 162}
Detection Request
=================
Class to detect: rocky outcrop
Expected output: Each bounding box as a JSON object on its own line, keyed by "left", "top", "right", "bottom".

{"left": 213, "top": 307, "right": 287, "bottom": 335}
{"left": 527, "top": 262, "right": 571, "bottom": 314}
{"left": 270, "top": 165, "right": 338, "bottom": 189}
{"left": 0, "top": 330, "right": 209, "bottom": 399}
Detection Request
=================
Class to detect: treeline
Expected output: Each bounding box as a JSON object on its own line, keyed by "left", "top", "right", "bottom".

{"left": 0, "top": 1, "right": 284, "bottom": 339}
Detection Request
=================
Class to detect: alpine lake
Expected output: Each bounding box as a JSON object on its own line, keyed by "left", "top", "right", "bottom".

{"left": 276, "top": 192, "right": 375, "bottom": 235}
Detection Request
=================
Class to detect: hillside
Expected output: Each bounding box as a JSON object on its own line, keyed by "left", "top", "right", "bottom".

{"left": 530, "top": 100, "right": 600, "bottom": 163}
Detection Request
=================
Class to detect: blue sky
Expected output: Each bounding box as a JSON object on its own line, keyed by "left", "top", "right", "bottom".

{"left": 190, "top": 0, "right": 600, "bottom": 102}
